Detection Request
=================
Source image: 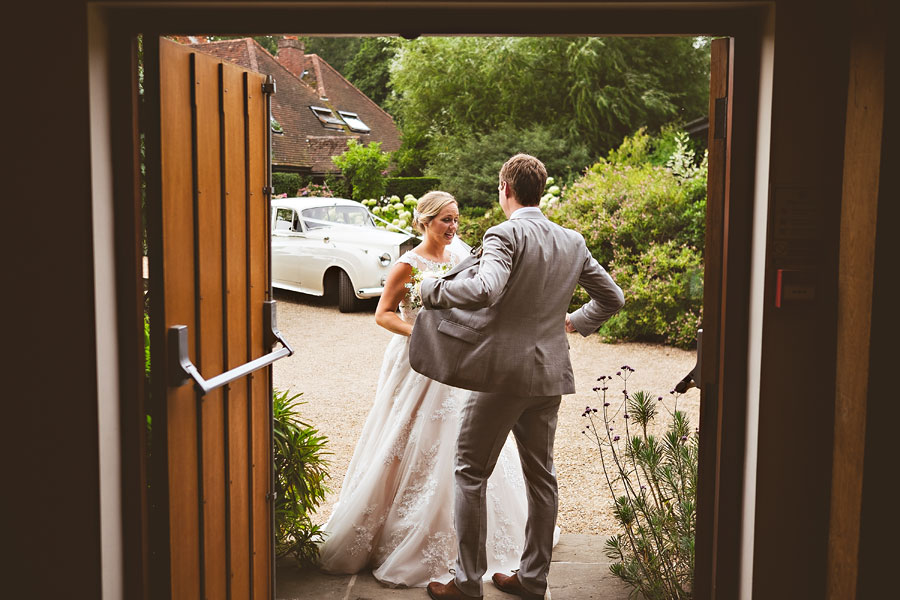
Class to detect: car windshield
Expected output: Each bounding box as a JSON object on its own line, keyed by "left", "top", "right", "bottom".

{"left": 301, "top": 205, "right": 375, "bottom": 229}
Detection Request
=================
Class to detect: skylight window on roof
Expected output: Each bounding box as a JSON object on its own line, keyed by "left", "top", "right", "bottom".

{"left": 310, "top": 106, "right": 345, "bottom": 130}
{"left": 338, "top": 111, "right": 371, "bottom": 134}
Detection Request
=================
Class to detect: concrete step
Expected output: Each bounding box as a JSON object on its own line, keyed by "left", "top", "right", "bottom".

{"left": 277, "top": 534, "right": 636, "bottom": 600}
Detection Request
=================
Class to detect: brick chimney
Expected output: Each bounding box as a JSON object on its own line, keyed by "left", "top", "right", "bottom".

{"left": 277, "top": 36, "right": 306, "bottom": 78}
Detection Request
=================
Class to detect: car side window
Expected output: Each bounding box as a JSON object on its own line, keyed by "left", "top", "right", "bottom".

{"left": 274, "top": 208, "right": 295, "bottom": 232}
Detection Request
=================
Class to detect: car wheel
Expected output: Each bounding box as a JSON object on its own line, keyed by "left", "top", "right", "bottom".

{"left": 338, "top": 270, "right": 363, "bottom": 313}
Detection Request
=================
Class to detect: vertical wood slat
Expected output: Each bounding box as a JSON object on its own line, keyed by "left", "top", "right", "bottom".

{"left": 194, "top": 50, "right": 228, "bottom": 600}
{"left": 246, "top": 70, "right": 271, "bottom": 600}
{"left": 160, "top": 37, "right": 271, "bottom": 600}
{"left": 223, "top": 60, "right": 250, "bottom": 600}
{"left": 160, "top": 38, "right": 201, "bottom": 600}
{"left": 694, "top": 36, "right": 731, "bottom": 600}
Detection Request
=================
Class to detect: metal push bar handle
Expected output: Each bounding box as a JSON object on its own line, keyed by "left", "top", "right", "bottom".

{"left": 169, "top": 300, "right": 294, "bottom": 395}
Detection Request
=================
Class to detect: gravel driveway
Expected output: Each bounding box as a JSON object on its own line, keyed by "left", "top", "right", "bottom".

{"left": 272, "top": 289, "right": 700, "bottom": 539}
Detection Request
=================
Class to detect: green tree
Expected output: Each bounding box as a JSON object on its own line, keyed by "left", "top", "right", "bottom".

{"left": 298, "top": 37, "right": 363, "bottom": 74}
{"left": 426, "top": 123, "right": 592, "bottom": 209}
{"left": 343, "top": 37, "right": 398, "bottom": 107}
{"left": 388, "top": 36, "right": 710, "bottom": 169}
{"left": 331, "top": 139, "right": 392, "bottom": 200}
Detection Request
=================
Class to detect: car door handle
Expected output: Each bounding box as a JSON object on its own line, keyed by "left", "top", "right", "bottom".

{"left": 168, "top": 300, "right": 294, "bottom": 395}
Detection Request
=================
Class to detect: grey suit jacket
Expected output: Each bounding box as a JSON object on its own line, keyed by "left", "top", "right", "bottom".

{"left": 409, "top": 209, "right": 624, "bottom": 396}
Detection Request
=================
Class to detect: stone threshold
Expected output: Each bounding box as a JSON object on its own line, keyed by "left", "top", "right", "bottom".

{"left": 277, "top": 533, "right": 637, "bottom": 600}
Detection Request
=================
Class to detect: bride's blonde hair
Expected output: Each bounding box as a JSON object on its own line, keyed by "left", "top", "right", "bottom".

{"left": 412, "top": 191, "right": 457, "bottom": 234}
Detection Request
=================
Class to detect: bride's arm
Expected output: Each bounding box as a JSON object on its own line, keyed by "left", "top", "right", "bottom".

{"left": 375, "top": 261, "right": 415, "bottom": 336}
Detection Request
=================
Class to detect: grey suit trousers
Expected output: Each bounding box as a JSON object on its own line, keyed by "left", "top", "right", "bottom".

{"left": 453, "top": 391, "right": 561, "bottom": 597}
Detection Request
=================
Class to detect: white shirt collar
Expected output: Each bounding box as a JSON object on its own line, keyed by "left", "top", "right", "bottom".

{"left": 509, "top": 206, "right": 544, "bottom": 219}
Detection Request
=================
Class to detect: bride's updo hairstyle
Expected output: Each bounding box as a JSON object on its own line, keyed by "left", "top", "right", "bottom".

{"left": 412, "top": 191, "right": 457, "bottom": 234}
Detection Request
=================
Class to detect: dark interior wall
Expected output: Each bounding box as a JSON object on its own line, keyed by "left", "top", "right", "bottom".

{"left": 6, "top": 0, "right": 102, "bottom": 597}
{"left": 752, "top": 0, "right": 850, "bottom": 597}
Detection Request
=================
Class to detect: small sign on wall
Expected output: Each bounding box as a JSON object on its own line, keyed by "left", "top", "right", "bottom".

{"left": 775, "top": 269, "right": 817, "bottom": 308}
{"left": 772, "top": 186, "right": 822, "bottom": 309}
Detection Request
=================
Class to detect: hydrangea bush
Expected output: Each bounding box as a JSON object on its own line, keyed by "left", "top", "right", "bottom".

{"left": 362, "top": 194, "right": 419, "bottom": 233}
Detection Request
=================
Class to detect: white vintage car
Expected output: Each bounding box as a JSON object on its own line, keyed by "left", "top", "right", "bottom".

{"left": 271, "top": 197, "right": 422, "bottom": 312}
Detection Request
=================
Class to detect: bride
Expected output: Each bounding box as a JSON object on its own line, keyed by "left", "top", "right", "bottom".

{"left": 316, "top": 191, "right": 556, "bottom": 588}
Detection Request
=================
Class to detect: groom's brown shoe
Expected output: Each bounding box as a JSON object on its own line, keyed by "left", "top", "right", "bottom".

{"left": 491, "top": 572, "right": 544, "bottom": 600}
{"left": 427, "top": 579, "right": 482, "bottom": 600}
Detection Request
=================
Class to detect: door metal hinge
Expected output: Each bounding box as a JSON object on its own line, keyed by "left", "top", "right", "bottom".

{"left": 266, "top": 492, "right": 277, "bottom": 502}
{"left": 262, "top": 77, "right": 276, "bottom": 95}
{"left": 263, "top": 186, "right": 275, "bottom": 196}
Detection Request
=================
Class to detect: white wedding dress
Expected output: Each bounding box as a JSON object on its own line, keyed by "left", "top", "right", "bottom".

{"left": 317, "top": 248, "right": 557, "bottom": 587}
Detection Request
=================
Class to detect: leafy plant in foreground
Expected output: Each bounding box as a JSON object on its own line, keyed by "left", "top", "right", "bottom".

{"left": 273, "top": 389, "right": 331, "bottom": 567}
{"left": 582, "top": 367, "right": 697, "bottom": 599}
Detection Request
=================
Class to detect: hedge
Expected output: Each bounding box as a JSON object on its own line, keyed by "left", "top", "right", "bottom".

{"left": 385, "top": 177, "right": 442, "bottom": 200}
{"left": 272, "top": 172, "right": 313, "bottom": 197}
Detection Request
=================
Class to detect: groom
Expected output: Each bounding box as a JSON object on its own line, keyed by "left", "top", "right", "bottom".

{"left": 415, "top": 154, "right": 625, "bottom": 600}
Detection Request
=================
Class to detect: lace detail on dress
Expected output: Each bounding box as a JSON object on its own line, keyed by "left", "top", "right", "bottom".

{"left": 348, "top": 505, "right": 387, "bottom": 557}
{"left": 396, "top": 250, "right": 461, "bottom": 325}
{"left": 422, "top": 531, "right": 456, "bottom": 580}
{"left": 396, "top": 442, "right": 441, "bottom": 519}
{"left": 431, "top": 387, "right": 465, "bottom": 422}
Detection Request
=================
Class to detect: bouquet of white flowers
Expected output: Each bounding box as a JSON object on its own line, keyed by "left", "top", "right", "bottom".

{"left": 405, "top": 264, "right": 452, "bottom": 310}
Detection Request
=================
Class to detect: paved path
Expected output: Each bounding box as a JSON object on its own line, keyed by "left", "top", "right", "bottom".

{"left": 277, "top": 534, "right": 635, "bottom": 600}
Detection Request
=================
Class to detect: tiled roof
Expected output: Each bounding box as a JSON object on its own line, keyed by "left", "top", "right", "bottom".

{"left": 184, "top": 38, "right": 400, "bottom": 174}
{"left": 302, "top": 54, "right": 401, "bottom": 153}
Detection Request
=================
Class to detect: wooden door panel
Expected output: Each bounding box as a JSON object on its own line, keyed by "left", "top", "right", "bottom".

{"left": 694, "top": 36, "right": 731, "bottom": 600}
{"left": 157, "top": 37, "right": 272, "bottom": 600}
{"left": 160, "top": 37, "right": 202, "bottom": 600}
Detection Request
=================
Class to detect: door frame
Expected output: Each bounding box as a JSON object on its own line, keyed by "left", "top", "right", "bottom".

{"left": 91, "top": 3, "right": 770, "bottom": 599}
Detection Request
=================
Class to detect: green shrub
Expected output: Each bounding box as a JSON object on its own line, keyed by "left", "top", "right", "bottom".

{"left": 331, "top": 139, "right": 391, "bottom": 200}
{"left": 273, "top": 172, "right": 312, "bottom": 197}
{"left": 456, "top": 205, "right": 506, "bottom": 249}
{"left": 545, "top": 129, "right": 706, "bottom": 348}
{"left": 273, "top": 389, "right": 331, "bottom": 567}
{"left": 425, "top": 124, "right": 592, "bottom": 209}
{"left": 582, "top": 367, "right": 697, "bottom": 599}
{"left": 385, "top": 176, "right": 442, "bottom": 199}
{"left": 601, "top": 242, "right": 703, "bottom": 349}
{"left": 323, "top": 173, "right": 350, "bottom": 198}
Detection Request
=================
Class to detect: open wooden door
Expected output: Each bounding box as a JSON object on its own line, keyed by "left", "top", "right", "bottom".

{"left": 147, "top": 37, "right": 290, "bottom": 600}
{"left": 694, "top": 36, "right": 734, "bottom": 600}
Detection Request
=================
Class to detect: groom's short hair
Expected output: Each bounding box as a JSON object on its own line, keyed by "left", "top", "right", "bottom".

{"left": 500, "top": 154, "right": 547, "bottom": 207}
